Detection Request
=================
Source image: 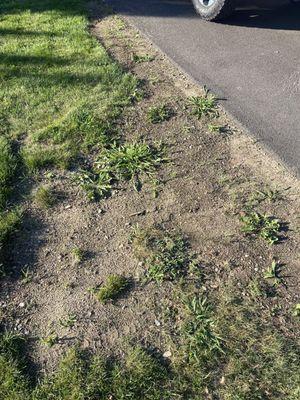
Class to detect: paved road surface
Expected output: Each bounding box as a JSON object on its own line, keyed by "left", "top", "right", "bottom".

{"left": 107, "top": 0, "right": 300, "bottom": 173}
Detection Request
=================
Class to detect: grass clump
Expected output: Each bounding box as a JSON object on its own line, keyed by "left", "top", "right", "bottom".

{"left": 92, "top": 274, "right": 129, "bottom": 303}
{"left": 71, "top": 246, "right": 85, "bottom": 263}
{"left": 182, "top": 296, "right": 223, "bottom": 363}
{"left": 132, "top": 53, "right": 155, "bottom": 63}
{"left": 147, "top": 104, "right": 172, "bottom": 124}
{"left": 34, "top": 186, "right": 56, "bottom": 209}
{"left": 95, "top": 142, "right": 167, "bottom": 192}
{"left": 188, "top": 89, "right": 217, "bottom": 119}
{"left": 240, "top": 211, "right": 281, "bottom": 244}
{"left": 131, "top": 228, "right": 197, "bottom": 282}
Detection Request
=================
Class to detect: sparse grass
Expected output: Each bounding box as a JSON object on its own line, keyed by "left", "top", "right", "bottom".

{"left": 132, "top": 53, "right": 155, "bottom": 63}
{"left": 188, "top": 89, "right": 217, "bottom": 119}
{"left": 240, "top": 211, "right": 282, "bottom": 244}
{"left": 131, "top": 227, "right": 197, "bottom": 282}
{"left": 34, "top": 186, "right": 56, "bottom": 209}
{"left": 147, "top": 104, "right": 173, "bottom": 124}
{"left": 92, "top": 274, "right": 129, "bottom": 303}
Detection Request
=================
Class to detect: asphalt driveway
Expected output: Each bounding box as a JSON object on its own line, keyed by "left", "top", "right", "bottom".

{"left": 107, "top": 0, "right": 300, "bottom": 173}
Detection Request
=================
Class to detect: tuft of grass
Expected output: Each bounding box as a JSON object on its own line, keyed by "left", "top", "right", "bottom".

{"left": 240, "top": 211, "right": 281, "bottom": 244}
{"left": 71, "top": 247, "right": 85, "bottom": 263}
{"left": 292, "top": 304, "right": 300, "bottom": 317}
{"left": 182, "top": 296, "right": 223, "bottom": 363}
{"left": 21, "top": 266, "right": 33, "bottom": 284}
{"left": 92, "top": 274, "right": 129, "bottom": 303}
{"left": 34, "top": 186, "right": 57, "bottom": 209}
{"left": 147, "top": 104, "right": 173, "bottom": 124}
{"left": 188, "top": 89, "right": 217, "bottom": 119}
{"left": 132, "top": 53, "right": 155, "bottom": 63}
{"left": 131, "top": 227, "right": 197, "bottom": 282}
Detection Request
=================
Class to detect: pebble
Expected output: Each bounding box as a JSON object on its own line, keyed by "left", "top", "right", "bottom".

{"left": 163, "top": 351, "right": 172, "bottom": 358}
{"left": 19, "top": 302, "right": 25, "bottom": 308}
{"left": 154, "top": 319, "right": 161, "bottom": 327}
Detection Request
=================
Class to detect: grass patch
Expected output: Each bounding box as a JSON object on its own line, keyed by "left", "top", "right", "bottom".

{"left": 91, "top": 274, "right": 130, "bottom": 303}
{"left": 34, "top": 186, "right": 57, "bottom": 209}
{"left": 131, "top": 227, "right": 197, "bottom": 282}
{"left": 240, "top": 211, "right": 282, "bottom": 244}
{"left": 132, "top": 53, "right": 155, "bottom": 63}
{"left": 0, "top": 137, "right": 17, "bottom": 210}
{"left": 147, "top": 104, "right": 173, "bottom": 124}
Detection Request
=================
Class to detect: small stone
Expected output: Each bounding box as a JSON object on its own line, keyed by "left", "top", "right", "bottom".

{"left": 19, "top": 302, "right": 25, "bottom": 308}
{"left": 65, "top": 204, "right": 72, "bottom": 209}
{"left": 154, "top": 319, "right": 161, "bottom": 327}
{"left": 163, "top": 351, "right": 172, "bottom": 358}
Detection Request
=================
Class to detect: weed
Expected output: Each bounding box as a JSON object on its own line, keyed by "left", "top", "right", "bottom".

{"left": 21, "top": 267, "right": 33, "bottom": 284}
{"left": 59, "top": 314, "right": 77, "bottom": 329}
{"left": 147, "top": 104, "right": 173, "bottom": 124}
{"left": 188, "top": 89, "right": 217, "bottom": 119}
{"left": 95, "top": 142, "right": 167, "bottom": 192}
{"left": 240, "top": 211, "right": 281, "bottom": 244}
{"left": 182, "top": 296, "right": 223, "bottom": 363}
{"left": 292, "top": 304, "right": 300, "bottom": 317}
{"left": 247, "top": 188, "right": 284, "bottom": 207}
{"left": 131, "top": 227, "right": 197, "bottom": 282}
{"left": 132, "top": 53, "right": 155, "bottom": 63}
{"left": 71, "top": 247, "right": 85, "bottom": 263}
{"left": 74, "top": 169, "right": 112, "bottom": 201}
{"left": 264, "top": 260, "right": 283, "bottom": 286}
{"left": 40, "top": 333, "right": 59, "bottom": 348}
{"left": 92, "top": 274, "right": 129, "bottom": 303}
{"left": 34, "top": 186, "right": 56, "bottom": 209}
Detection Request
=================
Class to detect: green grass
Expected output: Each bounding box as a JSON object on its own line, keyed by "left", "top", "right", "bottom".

{"left": 0, "top": 0, "right": 138, "bottom": 257}
{"left": 132, "top": 53, "right": 155, "bottom": 63}
{"left": 240, "top": 211, "right": 282, "bottom": 244}
{"left": 34, "top": 186, "right": 57, "bottom": 209}
{"left": 147, "top": 104, "right": 173, "bottom": 124}
{"left": 131, "top": 227, "right": 198, "bottom": 282}
{"left": 92, "top": 274, "right": 130, "bottom": 303}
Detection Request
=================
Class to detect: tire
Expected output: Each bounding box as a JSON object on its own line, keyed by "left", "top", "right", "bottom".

{"left": 191, "top": 0, "right": 236, "bottom": 21}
